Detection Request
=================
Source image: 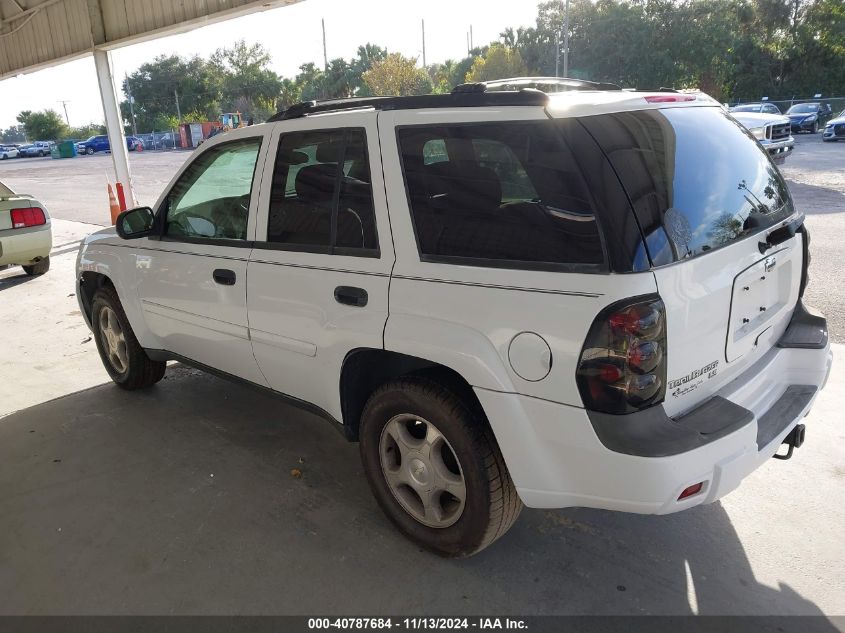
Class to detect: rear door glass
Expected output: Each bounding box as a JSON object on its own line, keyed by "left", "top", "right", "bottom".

{"left": 581, "top": 107, "right": 794, "bottom": 267}
{"left": 397, "top": 121, "right": 605, "bottom": 270}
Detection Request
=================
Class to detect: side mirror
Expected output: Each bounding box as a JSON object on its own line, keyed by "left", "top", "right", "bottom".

{"left": 115, "top": 206, "right": 155, "bottom": 239}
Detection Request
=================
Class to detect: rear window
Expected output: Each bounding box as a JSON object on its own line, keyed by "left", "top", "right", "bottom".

{"left": 397, "top": 122, "right": 604, "bottom": 270}
{"left": 580, "top": 107, "right": 794, "bottom": 267}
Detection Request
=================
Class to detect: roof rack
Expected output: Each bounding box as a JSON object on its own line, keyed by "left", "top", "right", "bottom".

{"left": 267, "top": 90, "right": 549, "bottom": 122}
{"left": 266, "top": 76, "right": 625, "bottom": 122}
{"left": 477, "top": 76, "right": 623, "bottom": 92}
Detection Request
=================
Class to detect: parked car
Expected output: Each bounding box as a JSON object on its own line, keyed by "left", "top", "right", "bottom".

{"left": 0, "top": 145, "right": 20, "bottom": 159}
{"left": 76, "top": 84, "right": 832, "bottom": 557}
{"left": 76, "top": 135, "right": 143, "bottom": 154}
{"left": 18, "top": 141, "right": 54, "bottom": 158}
{"left": 785, "top": 102, "right": 834, "bottom": 133}
{"left": 822, "top": 109, "right": 845, "bottom": 142}
{"left": 728, "top": 110, "right": 794, "bottom": 164}
{"left": 0, "top": 179, "right": 52, "bottom": 275}
{"left": 729, "top": 102, "right": 782, "bottom": 115}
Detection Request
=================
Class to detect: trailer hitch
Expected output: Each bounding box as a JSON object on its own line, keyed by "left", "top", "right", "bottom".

{"left": 773, "top": 424, "right": 806, "bottom": 460}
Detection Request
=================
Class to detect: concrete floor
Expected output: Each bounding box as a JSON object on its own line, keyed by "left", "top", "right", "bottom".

{"left": 0, "top": 222, "right": 843, "bottom": 618}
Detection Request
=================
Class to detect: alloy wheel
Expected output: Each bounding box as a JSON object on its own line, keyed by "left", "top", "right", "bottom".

{"left": 98, "top": 306, "right": 128, "bottom": 374}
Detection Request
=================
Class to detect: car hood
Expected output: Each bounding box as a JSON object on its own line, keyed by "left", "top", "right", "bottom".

{"left": 827, "top": 116, "right": 845, "bottom": 126}
{"left": 787, "top": 112, "right": 817, "bottom": 120}
{"left": 83, "top": 226, "right": 118, "bottom": 245}
{"left": 730, "top": 112, "right": 790, "bottom": 128}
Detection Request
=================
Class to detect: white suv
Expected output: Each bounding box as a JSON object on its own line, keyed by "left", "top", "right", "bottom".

{"left": 76, "top": 82, "right": 832, "bottom": 557}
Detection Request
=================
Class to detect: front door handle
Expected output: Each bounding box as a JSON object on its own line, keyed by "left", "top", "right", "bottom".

{"left": 213, "top": 269, "right": 236, "bottom": 285}
{"left": 334, "top": 286, "right": 368, "bottom": 307}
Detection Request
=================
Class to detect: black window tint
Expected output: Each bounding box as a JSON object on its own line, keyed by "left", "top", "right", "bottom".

{"left": 580, "top": 107, "right": 793, "bottom": 266}
{"left": 398, "top": 122, "right": 604, "bottom": 268}
{"left": 268, "top": 128, "right": 377, "bottom": 252}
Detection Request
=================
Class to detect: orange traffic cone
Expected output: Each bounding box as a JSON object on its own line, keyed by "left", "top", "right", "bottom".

{"left": 107, "top": 183, "right": 121, "bottom": 225}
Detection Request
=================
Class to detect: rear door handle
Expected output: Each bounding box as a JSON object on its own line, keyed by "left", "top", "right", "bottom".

{"left": 213, "top": 269, "right": 236, "bottom": 285}
{"left": 334, "top": 286, "right": 368, "bottom": 307}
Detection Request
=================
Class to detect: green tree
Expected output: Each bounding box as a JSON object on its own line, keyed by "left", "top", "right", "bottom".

{"left": 1, "top": 125, "right": 26, "bottom": 143}
{"left": 465, "top": 44, "right": 529, "bottom": 82}
{"left": 362, "top": 53, "right": 432, "bottom": 96}
{"left": 211, "top": 40, "right": 284, "bottom": 121}
{"left": 16, "top": 110, "right": 67, "bottom": 141}
{"left": 122, "top": 54, "right": 221, "bottom": 131}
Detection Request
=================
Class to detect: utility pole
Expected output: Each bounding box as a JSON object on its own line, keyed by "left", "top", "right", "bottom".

{"left": 562, "top": 0, "right": 571, "bottom": 77}
{"left": 57, "top": 100, "right": 71, "bottom": 126}
{"left": 470, "top": 24, "right": 474, "bottom": 51}
{"left": 421, "top": 19, "right": 426, "bottom": 68}
{"left": 322, "top": 18, "right": 328, "bottom": 70}
{"left": 125, "top": 73, "right": 138, "bottom": 137}
{"left": 555, "top": 31, "right": 560, "bottom": 77}
{"left": 174, "top": 90, "right": 182, "bottom": 123}
{"left": 466, "top": 31, "right": 470, "bottom": 56}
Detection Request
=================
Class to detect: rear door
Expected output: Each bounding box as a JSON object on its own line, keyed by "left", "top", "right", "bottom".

{"left": 581, "top": 105, "right": 803, "bottom": 416}
{"left": 246, "top": 113, "right": 393, "bottom": 421}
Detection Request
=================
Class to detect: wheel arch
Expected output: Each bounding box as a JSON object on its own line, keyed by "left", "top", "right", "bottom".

{"left": 79, "top": 270, "right": 115, "bottom": 325}
{"left": 339, "top": 349, "right": 488, "bottom": 442}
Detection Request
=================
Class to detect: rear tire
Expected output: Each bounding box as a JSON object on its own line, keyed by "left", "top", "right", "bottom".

{"left": 359, "top": 377, "right": 522, "bottom": 557}
{"left": 91, "top": 286, "right": 166, "bottom": 390}
{"left": 22, "top": 256, "right": 49, "bottom": 276}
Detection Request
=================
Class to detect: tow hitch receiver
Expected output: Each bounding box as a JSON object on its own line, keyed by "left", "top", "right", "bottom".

{"left": 773, "top": 424, "right": 806, "bottom": 460}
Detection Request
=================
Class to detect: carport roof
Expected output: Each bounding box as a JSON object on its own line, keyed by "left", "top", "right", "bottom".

{"left": 0, "top": 0, "right": 303, "bottom": 81}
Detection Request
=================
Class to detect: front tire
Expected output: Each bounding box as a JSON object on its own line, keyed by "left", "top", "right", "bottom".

{"left": 91, "top": 286, "right": 166, "bottom": 389}
{"left": 360, "top": 377, "right": 522, "bottom": 557}
{"left": 22, "top": 256, "right": 49, "bottom": 276}
{"left": 86, "top": 147, "right": 94, "bottom": 155}
{"left": 811, "top": 121, "right": 819, "bottom": 134}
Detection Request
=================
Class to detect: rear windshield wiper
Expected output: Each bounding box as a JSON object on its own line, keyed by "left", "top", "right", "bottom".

{"left": 759, "top": 218, "right": 801, "bottom": 254}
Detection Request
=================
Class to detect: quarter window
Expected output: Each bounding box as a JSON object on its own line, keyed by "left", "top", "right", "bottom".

{"left": 267, "top": 128, "right": 378, "bottom": 254}
{"left": 165, "top": 137, "right": 261, "bottom": 241}
{"left": 398, "top": 122, "right": 604, "bottom": 268}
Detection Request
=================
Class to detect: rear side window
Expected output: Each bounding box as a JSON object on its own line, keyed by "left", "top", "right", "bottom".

{"left": 580, "top": 107, "right": 794, "bottom": 267}
{"left": 266, "top": 128, "right": 378, "bottom": 255}
{"left": 397, "top": 122, "right": 604, "bottom": 270}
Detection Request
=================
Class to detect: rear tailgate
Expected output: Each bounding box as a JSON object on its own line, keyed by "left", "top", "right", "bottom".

{"left": 580, "top": 105, "right": 802, "bottom": 416}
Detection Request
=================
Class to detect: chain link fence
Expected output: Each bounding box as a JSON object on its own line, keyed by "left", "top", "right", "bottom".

{"left": 728, "top": 95, "right": 845, "bottom": 116}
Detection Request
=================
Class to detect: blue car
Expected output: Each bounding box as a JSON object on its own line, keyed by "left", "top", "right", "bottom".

{"left": 76, "top": 135, "right": 143, "bottom": 155}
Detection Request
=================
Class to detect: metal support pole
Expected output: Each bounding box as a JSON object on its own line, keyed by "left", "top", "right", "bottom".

{"left": 93, "top": 49, "right": 135, "bottom": 208}
{"left": 563, "top": 0, "right": 570, "bottom": 77}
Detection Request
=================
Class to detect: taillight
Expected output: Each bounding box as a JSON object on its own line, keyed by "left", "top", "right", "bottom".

{"left": 798, "top": 224, "right": 810, "bottom": 297}
{"left": 10, "top": 207, "right": 46, "bottom": 229}
{"left": 576, "top": 295, "right": 667, "bottom": 414}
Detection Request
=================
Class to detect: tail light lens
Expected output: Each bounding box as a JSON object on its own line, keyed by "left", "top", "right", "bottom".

{"left": 576, "top": 295, "right": 667, "bottom": 414}
{"left": 10, "top": 207, "right": 46, "bottom": 229}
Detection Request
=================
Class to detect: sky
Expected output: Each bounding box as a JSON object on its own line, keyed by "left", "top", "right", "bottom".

{"left": 0, "top": 0, "right": 540, "bottom": 129}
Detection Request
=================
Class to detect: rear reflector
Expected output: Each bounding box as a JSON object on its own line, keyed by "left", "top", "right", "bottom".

{"left": 645, "top": 95, "right": 696, "bottom": 103}
{"left": 10, "top": 207, "right": 46, "bottom": 229}
{"left": 678, "top": 482, "right": 704, "bottom": 500}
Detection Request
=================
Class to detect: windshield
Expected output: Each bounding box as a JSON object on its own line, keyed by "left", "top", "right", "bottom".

{"left": 581, "top": 106, "right": 795, "bottom": 267}
{"left": 787, "top": 103, "right": 819, "bottom": 114}
{"left": 731, "top": 104, "right": 762, "bottom": 112}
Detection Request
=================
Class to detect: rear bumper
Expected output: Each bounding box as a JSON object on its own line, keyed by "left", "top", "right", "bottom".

{"left": 0, "top": 224, "right": 52, "bottom": 266}
{"left": 478, "top": 312, "right": 832, "bottom": 514}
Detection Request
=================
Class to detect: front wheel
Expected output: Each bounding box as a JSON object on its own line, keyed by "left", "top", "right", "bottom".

{"left": 811, "top": 122, "right": 819, "bottom": 134}
{"left": 91, "top": 286, "right": 166, "bottom": 389}
{"left": 359, "top": 377, "right": 522, "bottom": 557}
{"left": 86, "top": 147, "right": 94, "bottom": 155}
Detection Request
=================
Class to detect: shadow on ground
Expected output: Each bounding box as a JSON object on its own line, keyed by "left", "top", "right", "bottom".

{"left": 0, "top": 366, "right": 837, "bottom": 621}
